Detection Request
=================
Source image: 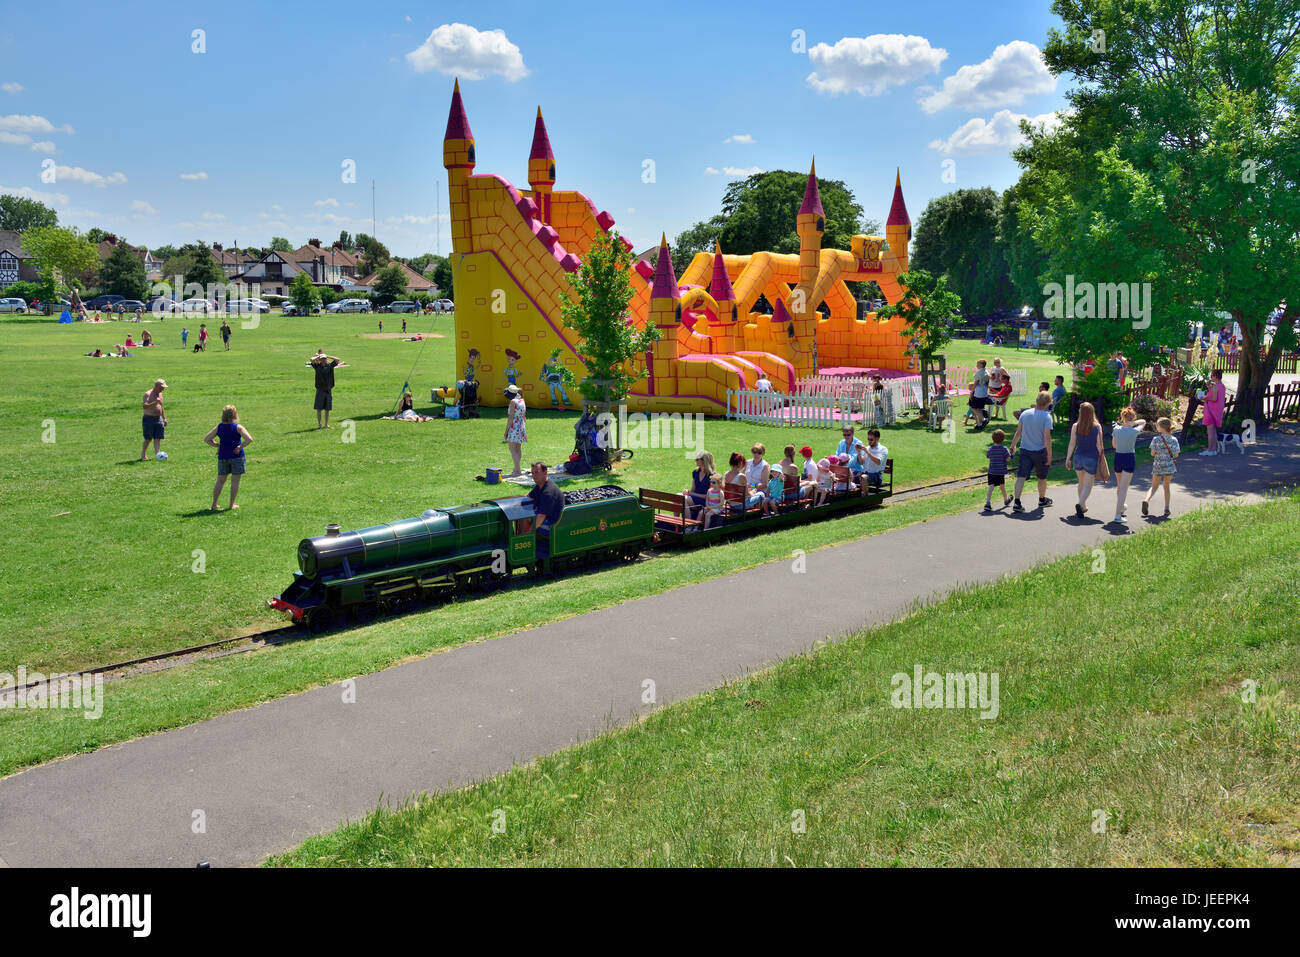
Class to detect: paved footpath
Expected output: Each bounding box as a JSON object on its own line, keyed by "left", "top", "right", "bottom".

{"left": 3, "top": 434, "right": 1298, "bottom": 867}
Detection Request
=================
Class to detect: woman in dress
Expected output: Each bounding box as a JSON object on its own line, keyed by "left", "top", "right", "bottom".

{"left": 1064, "top": 401, "right": 1105, "bottom": 518}
{"left": 504, "top": 383, "right": 527, "bottom": 476}
{"left": 1200, "top": 369, "right": 1226, "bottom": 455}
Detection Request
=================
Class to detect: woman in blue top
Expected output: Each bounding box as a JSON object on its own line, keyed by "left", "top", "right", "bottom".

{"left": 1109, "top": 407, "right": 1146, "bottom": 524}
{"left": 203, "top": 404, "right": 253, "bottom": 511}
{"left": 1064, "top": 401, "right": 1105, "bottom": 519}
{"left": 681, "top": 451, "right": 714, "bottom": 520}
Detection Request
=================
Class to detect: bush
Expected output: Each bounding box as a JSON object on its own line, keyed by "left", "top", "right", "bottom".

{"left": 1075, "top": 366, "right": 1128, "bottom": 424}
{"left": 317, "top": 287, "right": 342, "bottom": 308}
{"left": 1181, "top": 362, "right": 1211, "bottom": 397}
{"left": 1131, "top": 392, "right": 1176, "bottom": 425}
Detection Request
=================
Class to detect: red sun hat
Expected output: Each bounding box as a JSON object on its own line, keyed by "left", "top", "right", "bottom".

{"left": 799, "top": 446, "right": 813, "bottom": 458}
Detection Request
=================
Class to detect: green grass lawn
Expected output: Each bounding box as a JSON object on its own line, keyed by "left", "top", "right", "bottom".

{"left": 2, "top": 310, "right": 1040, "bottom": 775}
{"left": 0, "top": 313, "right": 1024, "bottom": 677}
{"left": 269, "top": 494, "right": 1300, "bottom": 867}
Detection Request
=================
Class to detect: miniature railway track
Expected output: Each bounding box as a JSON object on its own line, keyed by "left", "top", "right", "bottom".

{"left": 3, "top": 474, "right": 986, "bottom": 699}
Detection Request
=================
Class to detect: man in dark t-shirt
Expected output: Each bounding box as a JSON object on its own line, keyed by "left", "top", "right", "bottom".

{"left": 310, "top": 349, "right": 342, "bottom": 429}
{"left": 527, "top": 461, "right": 564, "bottom": 556}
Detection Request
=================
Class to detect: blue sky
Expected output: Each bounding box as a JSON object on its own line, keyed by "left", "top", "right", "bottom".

{"left": 0, "top": 0, "right": 1068, "bottom": 257}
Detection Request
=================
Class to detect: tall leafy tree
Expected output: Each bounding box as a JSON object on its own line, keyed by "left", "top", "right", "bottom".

{"left": 431, "top": 256, "right": 455, "bottom": 300}
{"left": 672, "top": 170, "right": 881, "bottom": 278}
{"left": 0, "top": 194, "right": 58, "bottom": 231}
{"left": 356, "top": 234, "right": 390, "bottom": 277}
{"left": 997, "top": 182, "right": 1049, "bottom": 314}
{"left": 558, "top": 231, "right": 658, "bottom": 405}
{"left": 1020, "top": 0, "right": 1300, "bottom": 426}
{"left": 22, "top": 226, "right": 99, "bottom": 293}
{"left": 910, "top": 188, "right": 1013, "bottom": 316}
{"left": 372, "top": 263, "right": 408, "bottom": 304}
{"left": 268, "top": 236, "right": 292, "bottom": 252}
{"left": 100, "top": 242, "right": 149, "bottom": 299}
{"left": 288, "top": 271, "right": 321, "bottom": 315}
{"left": 876, "top": 269, "right": 961, "bottom": 409}
{"left": 338, "top": 229, "right": 352, "bottom": 249}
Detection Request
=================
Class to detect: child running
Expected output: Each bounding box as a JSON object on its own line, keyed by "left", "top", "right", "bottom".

{"left": 984, "top": 428, "right": 1011, "bottom": 511}
{"left": 1142, "top": 417, "right": 1180, "bottom": 518}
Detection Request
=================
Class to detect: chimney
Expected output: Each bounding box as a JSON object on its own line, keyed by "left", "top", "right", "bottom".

{"left": 213, "top": 242, "right": 223, "bottom": 251}
{"left": 309, "top": 238, "right": 321, "bottom": 248}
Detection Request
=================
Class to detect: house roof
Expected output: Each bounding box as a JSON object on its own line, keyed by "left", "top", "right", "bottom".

{"left": 290, "top": 244, "right": 358, "bottom": 268}
{"left": 356, "top": 260, "right": 436, "bottom": 290}
{"left": 0, "top": 231, "right": 34, "bottom": 258}
{"left": 209, "top": 247, "right": 253, "bottom": 266}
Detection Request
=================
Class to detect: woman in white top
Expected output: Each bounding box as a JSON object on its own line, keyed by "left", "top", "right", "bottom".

{"left": 744, "top": 443, "right": 771, "bottom": 500}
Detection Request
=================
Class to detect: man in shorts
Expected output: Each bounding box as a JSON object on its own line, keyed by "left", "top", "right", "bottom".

{"left": 1009, "top": 390, "right": 1054, "bottom": 511}
{"left": 310, "top": 349, "right": 342, "bottom": 429}
{"left": 140, "top": 378, "right": 167, "bottom": 460}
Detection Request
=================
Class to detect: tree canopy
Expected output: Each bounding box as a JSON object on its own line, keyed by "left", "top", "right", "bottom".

{"left": 1017, "top": 0, "right": 1299, "bottom": 412}
{"left": 100, "top": 242, "right": 149, "bottom": 300}
{"left": 0, "top": 194, "right": 58, "bottom": 232}
{"left": 268, "top": 237, "right": 292, "bottom": 252}
{"left": 671, "top": 170, "right": 881, "bottom": 278}
{"left": 289, "top": 271, "right": 320, "bottom": 315}
{"left": 910, "top": 188, "right": 1014, "bottom": 317}
{"left": 372, "top": 263, "right": 408, "bottom": 303}
{"left": 876, "top": 269, "right": 961, "bottom": 408}
{"left": 22, "top": 226, "right": 99, "bottom": 293}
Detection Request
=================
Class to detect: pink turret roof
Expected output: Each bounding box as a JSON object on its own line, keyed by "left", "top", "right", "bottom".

{"left": 650, "top": 234, "right": 678, "bottom": 300}
{"left": 444, "top": 78, "right": 473, "bottom": 142}
{"left": 529, "top": 107, "right": 553, "bottom": 161}
{"left": 772, "top": 297, "right": 791, "bottom": 324}
{"left": 887, "top": 169, "right": 910, "bottom": 226}
{"left": 799, "top": 159, "right": 823, "bottom": 217}
{"left": 709, "top": 241, "right": 735, "bottom": 302}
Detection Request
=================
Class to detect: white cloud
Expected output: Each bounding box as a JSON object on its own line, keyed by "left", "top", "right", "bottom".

{"left": 724, "top": 134, "right": 755, "bottom": 144}
{"left": 0, "top": 130, "right": 28, "bottom": 146}
{"left": 314, "top": 197, "right": 340, "bottom": 207}
{"left": 405, "top": 15, "right": 412, "bottom": 22}
{"left": 705, "top": 166, "right": 765, "bottom": 177}
{"left": 0, "top": 184, "right": 69, "bottom": 205}
{"left": 270, "top": 203, "right": 281, "bottom": 210}
{"left": 405, "top": 23, "right": 528, "bottom": 81}
{"left": 384, "top": 213, "right": 444, "bottom": 225}
{"left": 307, "top": 212, "right": 352, "bottom": 225}
{"left": 807, "top": 35, "right": 947, "bottom": 96}
{"left": 625, "top": 207, "right": 636, "bottom": 214}
{"left": 179, "top": 171, "right": 208, "bottom": 181}
{"left": 0, "top": 113, "right": 73, "bottom": 134}
{"left": 130, "top": 200, "right": 157, "bottom": 215}
{"left": 29, "top": 140, "right": 54, "bottom": 153}
{"left": 54, "top": 165, "right": 126, "bottom": 187}
{"left": 2, "top": 82, "right": 23, "bottom": 94}
{"left": 201, "top": 211, "right": 226, "bottom": 220}
{"left": 928, "top": 109, "right": 1065, "bottom": 155}
{"left": 918, "top": 40, "right": 1056, "bottom": 114}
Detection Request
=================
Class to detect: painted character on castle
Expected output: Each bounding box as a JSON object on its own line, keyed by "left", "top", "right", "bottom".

{"left": 464, "top": 348, "right": 481, "bottom": 382}
{"left": 504, "top": 348, "right": 521, "bottom": 387}
{"left": 540, "top": 355, "right": 570, "bottom": 407}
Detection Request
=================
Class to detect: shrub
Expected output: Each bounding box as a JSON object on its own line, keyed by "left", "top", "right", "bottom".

{"left": 1075, "top": 366, "right": 1127, "bottom": 424}
{"left": 1131, "top": 392, "right": 1176, "bottom": 424}
{"left": 1181, "top": 362, "right": 1211, "bottom": 397}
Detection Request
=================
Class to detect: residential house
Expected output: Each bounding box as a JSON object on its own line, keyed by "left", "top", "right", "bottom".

{"left": 0, "top": 230, "right": 39, "bottom": 286}
{"left": 229, "top": 249, "right": 308, "bottom": 296}
{"left": 353, "top": 259, "right": 438, "bottom": 295}
{"left": 289, "top": 239, "right": 360, "bottom": 286}
{"left": 209, "top": 244, "right": 255, "bottom": 278}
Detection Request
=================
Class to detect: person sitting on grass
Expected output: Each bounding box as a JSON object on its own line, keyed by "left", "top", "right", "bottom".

{"left": 388, "top": 391, "right": 433, "bottom": 422}
{"left": 204, "top": 404, "right": 252, "bottom": 511}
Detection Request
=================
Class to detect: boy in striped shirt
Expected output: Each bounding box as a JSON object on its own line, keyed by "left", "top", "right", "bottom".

{"left": 984, "top": 428, "right": 1012, "bottom": 511}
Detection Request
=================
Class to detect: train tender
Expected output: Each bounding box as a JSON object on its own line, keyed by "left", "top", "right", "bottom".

{"left": 269, "top": 486, "right": 654, "bottom": 630}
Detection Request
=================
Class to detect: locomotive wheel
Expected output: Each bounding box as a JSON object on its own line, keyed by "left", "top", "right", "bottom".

{"left": 306, "top": 607, "right": 334, "bottom": 633}
{"left": 352, "top": 603, "right": 376, "bottom": 625}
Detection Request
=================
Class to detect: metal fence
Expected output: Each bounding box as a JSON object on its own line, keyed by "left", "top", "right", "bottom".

{"left": 727, "top": 387, "right": 897, "bottom": 427}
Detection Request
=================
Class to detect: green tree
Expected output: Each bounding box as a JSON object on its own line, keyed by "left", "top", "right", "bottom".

{"left": 356, "top": 234, "right": 390, "bottom": 277}
{"left": 372, "top": 263, "right": 408, "bottom": 305}
{"left": 288, "top": 271, "right": 320, "bottom": 315}
{"left": 150, "top": 244, "right": 178, "bottom": 263}
{"left": 338, "top": 230, "right": 352, "bottom": 249}
{"left": 672, "top": 170, "right": 881, "bottom": 279}
{"left": 558, "top": 230, "right": 659, "bottom": 405}
{"left": 22, "top": 226, "right": 99, "bottom": 293}
{"left": 1020, "top": 0, "right": 1300, "bottom": 427}
{"left": 175, "top": 241, "right": 225, "bottom": 291}
{"left": 431, "top": 256, "right": 455, "bottom": 301}
{"left": 100, "top": 242, "right": 149, "bottom": 299}
{"left": 0, "top": 194, "right": 58, "bottom": 231}
{"left": 910, "top": 187, "right": 1012, "bottom": 316}
{"left": 997, "top": 182, "right": 1049, "bottom": 314}
{"left": 876, "top": 268, "right": 961, "bottom": 409}
{"left": 269, "top": 236, "right": 292, "bottom": 252}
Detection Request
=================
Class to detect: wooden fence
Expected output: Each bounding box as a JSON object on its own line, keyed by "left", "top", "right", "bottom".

{"left": 1182, "top": 349, "right": 1300, "bottom": 374}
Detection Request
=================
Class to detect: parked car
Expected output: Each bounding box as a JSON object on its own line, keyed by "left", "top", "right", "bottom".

{"left": 0, "top": 297, "right": 28, "bottom": 313}
{"left": 331, "top": 298, "right": 371, "bottom": 313}
{"left": 226, "top": 298, "right": 269, "bottom": 314}
{"left": 283, "top": 301, "right": 322, "bottom": 316}
{"left": 388, "top": 300, "right": 418, "bottom": 313}
{"left": 147, "top": 298, "right": 180, "bottom": 314}
{"left": 431, "top": 298, "right": 454, "bottom": 313}
{"left": 85, "top": 294, "right": 125, "bottom": 310}
{"left": 178, "top": 298, "right": 216, "bottom": 314}
{"left": 116, "top": 300, "right": 146, "bottom": 313}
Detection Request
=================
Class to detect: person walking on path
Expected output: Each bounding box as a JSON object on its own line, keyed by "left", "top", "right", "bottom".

{"left": 984, "top": 429, "right": 1012, "bottom": 511}
{"left": 220, "top": 319, "right": 232, "bottom": 351}
{"left": 309, "top": 349, "right": 342, "bottom": 429}
{"left": 1110, "top": 407, "right": 1146, "bottom": 524}
{"left": 504, "top": 384, "right": 527, "bottom": 476}
{"left": 1200, "top": 369, "right": 1226, "bottom": 455}
{"left": 140, "top": 378, "right": 167, "bottom": 461}
{"left": 203, "top": 405, "right": 252, "bottom": 510}
{"left": 1065, "top": 401, "right": 1106, "bottom": 518}
{"left": 1142, "top": 418, "right": 1181, "bottom": 518}
{"left": 1009, "top": 391, "right": 1054, "bottom": 512}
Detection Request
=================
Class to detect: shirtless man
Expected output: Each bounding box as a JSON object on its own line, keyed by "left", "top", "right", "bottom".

{"left": 141, "top": 378, "right": 167, "bottom": 460}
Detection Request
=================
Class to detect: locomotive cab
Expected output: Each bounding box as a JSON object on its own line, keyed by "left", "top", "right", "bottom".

{"left": 487, "top": 496, "right": 539, "bottom": 567}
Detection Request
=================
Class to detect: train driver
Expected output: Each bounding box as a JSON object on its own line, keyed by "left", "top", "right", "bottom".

{"left": 527, "top": 461, "right": 564, "bottom": 555}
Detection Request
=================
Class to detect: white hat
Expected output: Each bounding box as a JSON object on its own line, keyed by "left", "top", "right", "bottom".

{"left": 504, "top": 384, "right": 521, "bottom": 395}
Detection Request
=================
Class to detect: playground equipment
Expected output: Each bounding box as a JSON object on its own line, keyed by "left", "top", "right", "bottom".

{"left": 442, "top": 80, "right": 914, "bottom": 413}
